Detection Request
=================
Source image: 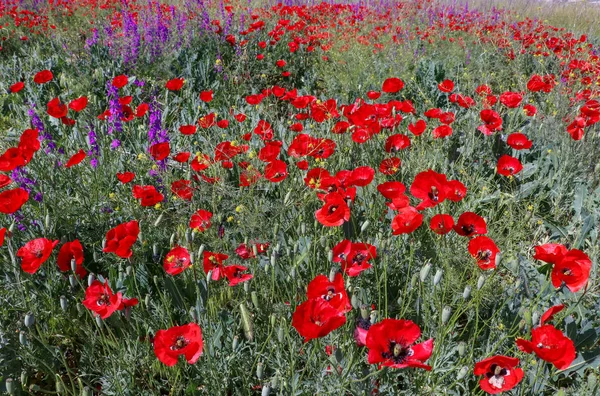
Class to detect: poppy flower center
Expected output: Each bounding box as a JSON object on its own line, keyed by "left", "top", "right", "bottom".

{"left": 461, "top": 224, "right": 475, "bottom": 235}
{"left": 171, "top": 335, "right": 189, "bottom": 350}
{"left": 382, "top": 341, "right": 413, "bottom": 364}
{"left": 562, "top": 268, "right": 572, "bottom": 276}
{"left": 476, "top": 249, "right": 492, "bottom": 262}
{"left": 428, "top": 186, "right": 439, "bottom": 202}
{"left": 328, "top": 205, "right": 338, "bottom": 214}
{"left": 486, "top": 364, "right": 509, "bottom": 389}
{"left": 323, "top": 286, "right": 337, "bottom": 301}
{"left": 97, "top": 293, "right": 111, "bottom": 306}
{"left": 352, "top": 252, "right": 366, "bottom": 265}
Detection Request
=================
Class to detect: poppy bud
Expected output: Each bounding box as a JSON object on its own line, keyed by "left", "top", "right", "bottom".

{"left": 252, "top": 244, "right": 258, "bottom": 257}
{"left": 265, "top": 263, "right": 270, "bottom": 273}
{"left": 45, "top": 213, "right": 50, "bottom": 230}
{"left": 327, "top": 250, "right": 334, "bottom": 262}
{"left": 244, "top": 281, "right": 250, "bottom": 293}
{"left": 60, "top": 296, "right": 68, "bottom": 311}
{"left": 457, "top": 341, "right": 466, "bottom": 356}
{"left": 206, "top": 270, "right": 212, "bottom": 284}
{"left": 277, "top": 326, "right": 284, "bottom": 343}
{"left": 420, "top": 263, "right": 432, "bottom": 282}
{"left": 101, "top": 238, "right": 106, "bottom": 249}
{"left": 289, "top": 267, "right": 296, "bottom": 279}
{"left": 272, "top": 374, "right": 279, "bottom": 388}
{"left": 351, "top": 293, "right": 360, "bottom": 309}
{"left": 70, "top": 258, "right": 77, "bottom": 272}
{"left": 144, "top": 294, "right": 151, "bottom": 307}
{"left": 370, "top": 310, "right": 378, "bottom": 324}
{"left": 251, "top": 291, "right": 259, "bottom": 309}
{"left": 360, "top": 305, "right": 369, "bottom": 320}
{"left": 240, "top": 302, "right": 254, "bottom": 341}
{"left": 328, "top": 268, "right": 337, "bottom": 282}
{"left": 410, "top": 273, "right": 418, "bottom": 289}
{"left": 19, "top": 331, "right": 27, "bottom": 345}
{"left": 523, "top": 309, "right": 532, "bottom": 326}
{"left": 293, "top": 242, "right": 299, "bottom": 255}
{"left": 87, "top": 273, "right": 95, "bottom": 286}
{"left": 270, "top": 254, "right": 276, "bottom": 267}
{"left": 433, "top": 269, "right": 443, "bottom": 286}
{"left": 360, "top": 220, "right": 370, "bottom": 233}
{"left": 261, "top": 384, "right": 271, "bottom": 396}
{"left": 153, "top": 213, "right": 163, "bottom": 227}
{"left": 69, "top": 275, "right": 76, "bottom": 288}
{"left": 169, "top": 233, "right": 176, "bottom": 246}
{"left": 284, "top": 190, "right": 292, "bottom": 205}
{"left": 270, "top": 314, "right": 276, "bottom": 327}
{"left": 462, "top": 285, "right": 471, "bottom": 300}
{"left": 273, "top": 223, "right": 279, "bottom": 239}
{"left": 301, "top": 223, "right": 306, "bottom": 235}
{"left": 457, "top": 366, "right": 468, "bottom": 380}
{"left": 24, "top": 312, "right": 35, "bottom": 328}
{"left": 256, "top": 362, "right": 264, "bottom": 380}
{"left": 231, "top": 335, "right": 239, "bottom": 351}
{"left": 532, "top": 311, "right": 540, "bottom": 326}
{"left": 320, "top": 236, "right": 327, "bottom": 247}
{"left": 185, "top": 229, "right": 192, "bottom": 245}
{"left": 198, "top": 244, "right": 205, "bottom": 257}
{"left": 477, "top": 274, "right": 486, "bottom": 289}
{"left": 441, "top": 306, "right": 452, "bottom": 324}
{"left": 55, "top": 375, "right": 64, "bottom": 394}
{"left": 5, "top": 378, "right": 15, "bottom": 395}
{"left": 95, "top": 316, "right": 103, "bottom": 327}
{"left": 126, "top": 265, "right": 132, "bottom": 276}
{"left": 93, "top": 251, "right": 99, "bottom": 262}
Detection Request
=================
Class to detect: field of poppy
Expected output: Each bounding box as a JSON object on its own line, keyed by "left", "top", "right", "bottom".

{"left": 1, "top": 0, "right": 599, "bottom": 394}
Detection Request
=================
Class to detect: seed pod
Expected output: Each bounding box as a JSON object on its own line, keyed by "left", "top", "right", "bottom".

{"left": 153, "top": 213, "right": 163, "bottom": 227}
{"left": 360, "top": 305, "right": 369, "bottom": 320}
{"left": 126, "top": 265, "right": 132, "bottom": 276}
{"left": 251, "top": 291, "right": 259, "bottom": 309}
{"left": 420, "top": 263, "right": 432, "bottom": 282}
{"left": 153, "top": 243, "right": 159, "bottom": 257}
{"left": 198, "top": 244, "right": 205, "bottom": 257}
{"left": 261, "top": 384, "right": 271, "bottom": 396}
{"left": 95, "top": 316, "right": 103, "bottom": 328}
{"left": 270, "top": 254, "right": 276, "bottom": 267}
{"left": 24, "top": 312, "right": 35, "bottom": 328}
{"left": 370, "top": 310, "right": 378, "bottom": 324}
{"left": 441, "top": 306, "right": 452, "bottom": 325}
{"left": 457, "top": 366, "right": 469, "bottom": 380}
{"left": 256, "top": 362, "right": 264, "bottom": 380}
{"left": 5, "top": 378, "right": 15, "bottom": 395}
{"left": 101, "top": 238, "right": 106, "bottom": 249}
{"left": 329, "top": 268, "right": 337, "bottom": 282}
{"left": 232, "top": 335, "right": 239, "bottom": 351}
{"left": 45, "top": 213, "right": 50, "bottom": 230}
{"left": 87, "top": 273, "right": 95, "bottom": 286}
{"left": 60, "top": 296, "right": 68, "bottom": 311}
{"left": 477, "top": 275, "right": 486, "bottom": 290}
{"left": 433, "top": 269, "right": 443, "bottom": 286}
{"left": 19, "top": 331, "right": 27, "bottom": 345}
{"left": 71, "top": 258, "right": 77, "bottom": 272}
{"left": 360, "top": 220, "right": 370, "bottom": 233}
{"left": 240, "top": 302, "right": 254, "bottom": 341}
{"left": 243, "top": 281, "right": 250, "bottom": 293}
{"left": 457, "top": 342, "right": 466, "bottom": 356}
{"left": 462, "top": 285, "right": 472, "bottom": 300}
{"left": 327, "top": 250, "right": 334, "bottom": 262}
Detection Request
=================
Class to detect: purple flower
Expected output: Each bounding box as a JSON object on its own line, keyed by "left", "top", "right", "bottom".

{"left": 111, "top": 139, "right": 121, "bottom": 150}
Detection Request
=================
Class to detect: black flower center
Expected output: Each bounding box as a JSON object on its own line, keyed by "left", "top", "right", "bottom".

{"left": 381, "top": 340, "right": 413, "bottom": 364}
{"left": 171, "top": 335, "right": 189, "bottom": 350}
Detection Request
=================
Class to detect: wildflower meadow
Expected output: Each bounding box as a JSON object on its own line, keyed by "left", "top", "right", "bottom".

{"left": 0, "top": 0, "right": 599, "bottom": 394}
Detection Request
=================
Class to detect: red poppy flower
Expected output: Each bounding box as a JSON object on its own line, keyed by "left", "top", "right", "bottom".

{"left": 171, "top": 180, "right": 193, "bottom": 201}
{"left": 166, "top": 78, "right": 184, "bottom": 91}
{"left": 189, "top": 209, "right": 212, "bottom": 232}
{"left": 438, "top": 79, "right": 454, "bottom": 93}
{"left": 10, "top": 81, "right": 25, "bottom": 93}
{"left": 379, "top": 157, "right": 401, "bottom": 175}
{"left": 57, "top": 240, "right": 86, "bottom": 278}
{"left": 454, "top": 212, "right": 487, "bottom": 237}
{"left": 0, "top": 148, "right": 25, "bottom": 172}
{"left": 408, "top": 120, "right": 427, "bottom": 136}
{"left": 474, "top": 355, "right": 524, "bottom": 394}
{"left": 551, "top": 249, "right": 592, "bottom": 292}
{"left": 533, "top": 243, "right": 567, "bottom": 264}
{"left": 258, "top": 141, "right": 282, "bottom": 162}
{"left": 0, "top": 188, "right": 29, "bottom": 214}
{"left": 235, "top": 113, "right": 246, "bottom": 122}
{"left": 292, "top": 298, "right": 347, "bottom": 342}
{"left": 478, "top": 110, "right": 503, "bottom": 135}
{"left": 382, "top": 77, "right": 404, "bottom": 93}
{"left": 47, "top": 97, "right": 68, "bottom": 118}
{"left": 446, "top": 179, "right": 467, "bottom": 202}
{"left": 497, "top": 155, "right": 523, "bottom": 176}
{"left": 154, "top": 323, "right": 203, "bottom": 366}
{"left": 223, "top": 265, "right": 253, "bottom": 286}
{"left": 385, "top": 134, "right": 411, "bottom": 152}
{"left": 315, "top": 193, "right": 350, "bottom": 227}
{"left": 541, "top": 304, "right": 565, "bottom": 325}
{"left": 179, "top": 124, "right": 197, "bottom": 135}
{"left": 203, "top": 251, "right": 228, "bottom": 280}
{"left": 34, "top": 70, "right": 53, "bottom": 84}
{"left": 164, "top": 246, "right": 192, "bottom": 275}
{"left": 432, "top": 125, "right": 453, "bottom": 138}
{"left": 173, "top": 152, "right": 191, "bottom": 163}
{"left": 18, "top": 128, "right": 40, "bottom": 163}
{"left": 391, "top": 206, "right": 423, "bottom": 235}
{"left": 136, "top": 103, "right": 149, "bottom": 117}
{"left": 65, "top": 149, "right": 86, "bottom": 168}
{"left": 117, "top": 172, "right": 135, "bottom": 184}
{"left": 367, "top": 90, "right": 381, "bottom": 100}
{"left": 17, "top": 238, "right": 59, "bottom": 274}
{"left": 341, "top": 242, "right": 377, "bottom": 277}
{"left": 112, "top": 75, "right": 129, "bottom": 88}
{"left": 410, "top": 170, "right": 448, "bottom": 210}
{"left": 82, "top": 280, "right": 123, "bottom": 319}
{"left": 103, "top": 220, "right": 139, "bottom": 259}
{"left": 264, "top": 160, "right": 288, "bottom": 182}
{"left": 68, "top": 97, "right": 88, "bottom": 112}
{"left": 499, "top": 92, "right": 523, "bottom": 108}
{"left": 132, "top": 185, "right": 164, "bottom": 207}
{"left": 439, "top": 112, "right": 455, "bottom": 125}
{"left": 0, "top": 228, "right": 6, "bottom": 247}
{"left": 200, "top": 90, "right": 213, "bottom": 102}
{"left": 516, "top": 324, "right": 576, "bottom": 369}
{"left": 507, "top": 133, "right": 532, "bottom": 150}
{"left": 348, "top": 166, "right": 375, "bottom": 187}
{"left": 306, "top": 273, "right": 351, "bottom": 313}
{"left": 377, "top": 181, "right": 406, "bottom": 200}
{"left": 523, "top": 104, "right": 537, "bottom": 116}
{"left": 366, "top": 319, "right": 433, "bottom": 370}
{"left": 430, "top": 214, "right": 454, "bottom": 235}
{"left": 468, "top": 236, "right": 500, "bottom": 270}
{"left": 149, "top": 142, "right": 170, "bottom": 161}
{"left": 0, "top": 174, "right": 12, "bottom": 189}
